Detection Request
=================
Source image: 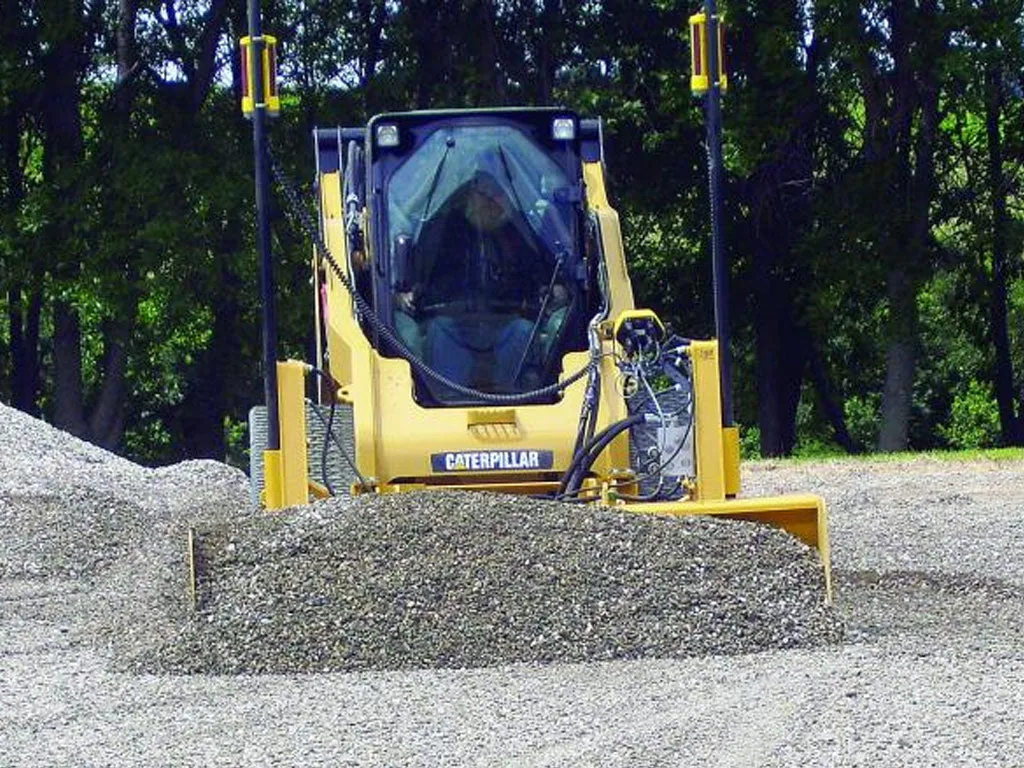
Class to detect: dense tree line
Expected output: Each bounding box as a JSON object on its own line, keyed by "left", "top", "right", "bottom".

{"left": 1, "top": 0, "right": 1022, "bottom": 464}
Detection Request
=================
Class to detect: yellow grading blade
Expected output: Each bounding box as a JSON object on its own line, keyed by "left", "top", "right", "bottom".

{"left": 618, "top": 493, "right": 832, "bottom": 602}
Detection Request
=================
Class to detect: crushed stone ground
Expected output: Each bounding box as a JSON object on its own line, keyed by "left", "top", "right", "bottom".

{"left": 150, "top": 492, "right": 836, "bottom": 673}
{"left": 3, "top": 402, "right": 1023, "bottom": 766}
{"left": 0, "top": 402, "right": 838, "bottom": 674}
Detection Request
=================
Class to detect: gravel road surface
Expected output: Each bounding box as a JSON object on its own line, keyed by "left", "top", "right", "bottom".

{"left": 2, "top": 403, "right": 1022, "bottom": 766}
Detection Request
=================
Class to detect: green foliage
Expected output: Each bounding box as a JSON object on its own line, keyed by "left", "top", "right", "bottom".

{"left": 791, "top": 436, "right": 846, "bottom": 460}
{"left": 940, "top": 379, "right": 1001, "bottom": 450}
{"left": 1, "top": 0, "right": 1022, "bottom": 464}
{"left": 844, "top": 393, "right": 880, "bottom": 451}
{"left": 739, "top": 424, "right": 761, "bottom": 460}
{"left": 122, "top": 418, "right": 175, "bottom": 465}
{"left": 224, "top": 415, "right": 250, "bottom": 471}
{"left": 901, "top": 270, "right": 988, "bottom": 449}
{"left": 1011, "top": 278, "right": 1024, "bottom": 371}
{"left": 791, "top": 386, "right": 846, "bottom": 457}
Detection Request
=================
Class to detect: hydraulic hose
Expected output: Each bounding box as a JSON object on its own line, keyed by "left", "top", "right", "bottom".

{"left": 557, "top": 412, "right": 646, "bottom": 498}
{"left": 307, "top": 365, "right": 372, "bottom": 493}
{"left": 571, "top": 367, "right": 600, "bottom": 461}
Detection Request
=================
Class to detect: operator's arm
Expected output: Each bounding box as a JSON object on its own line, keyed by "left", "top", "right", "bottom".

{"left": 396, "top": 288, "right": 418, "bottom": 315}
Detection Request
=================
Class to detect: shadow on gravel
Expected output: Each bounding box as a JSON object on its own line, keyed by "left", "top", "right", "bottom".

{"left": 834, "top": 569, "right": 1024, "bottom": 647}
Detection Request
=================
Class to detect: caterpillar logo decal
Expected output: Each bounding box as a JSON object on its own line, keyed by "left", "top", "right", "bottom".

{"left": 431, "top": 450, "right": 554, "bottom": 473}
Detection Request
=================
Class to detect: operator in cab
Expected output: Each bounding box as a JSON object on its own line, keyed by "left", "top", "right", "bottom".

{"left": 395, "top": 169, "right": 541, "bottom": 393}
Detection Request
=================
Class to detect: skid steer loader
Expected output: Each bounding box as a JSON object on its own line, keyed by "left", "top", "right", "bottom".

{"left": 239, "top": 107, "right": 830, "bottom": 600}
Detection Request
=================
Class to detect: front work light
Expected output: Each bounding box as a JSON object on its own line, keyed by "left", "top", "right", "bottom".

{"left": 376, "top": 124, "right": 400, "bottom": 148}
{"left": 552, "top": 118, "right": 576, "bottom": 141}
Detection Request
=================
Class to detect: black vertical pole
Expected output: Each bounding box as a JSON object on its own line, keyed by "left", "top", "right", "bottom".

{"left": 704, "top": 0, "right": 733, "bottom": 426}
{"left": 248, "top": 0, "right": 280, "bottom": 451}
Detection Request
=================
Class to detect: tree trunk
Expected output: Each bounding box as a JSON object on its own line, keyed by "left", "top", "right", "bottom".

{"left": 41, "top": 0, "right": 88, "bottom": 437}
{"left": 984, "top": 63, "right": 1023, "bottom": 445}
{"left": 172, "top": 14, "right": 242, "bottom": 460}
{"left": 534, "top": 0, "right": 561, "bottom": 104}
{"left": 52, "top": 299, "right": 88, "bottom": 436}
{"left": 747, "top": 157, "right": 813, "bottom": 457}
{"left": 474, "top": 0, "right": 506, "bottom": 104}
{"left": 179, "top": 253, "right": 241, "bottom": 459}
{"left": 179, "top": 314, "right": 231, "bottom": 459}
{"left": 756, "top": 316, "right": 784, "bottom": 457}
{"left": 410, "top": 1, "right": 445, "bottom": 108}
{"left": 878, "top": 269, "right": 917, "bottom": 451}
{"left": 7, "top": 271, "right": 44, "bottom": 415}
{"left": 79, "top": 0, "right": 142, "bottom": 450}
{"left": 1, "top": 89, "right": 42, "bottom": 415}
{"left": 88, "top": 319, "right": 132, "bottom": 449}
{"left": 45, "top": 0, "right": 141, "bottom": 449}
{"left": 117, "top": 0, "right": 139, "bottom": 113}
{"left": 875, "top": 0, "right": 945, "bottom": 453}
{"left": 357, "top": 0, "right": 386, "bottom": 113}
{"left": 754, "top": 251, "right": 804, "bottom": 457}
{"left": 805, "top": 338, "right": 860, "bottom": 453}
{"left": 191, "top": 0, "right": 226, "bottom": 112}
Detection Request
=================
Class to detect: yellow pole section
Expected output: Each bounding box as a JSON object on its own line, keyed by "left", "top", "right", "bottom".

{"left": 690, "top": 340, "right": 726, "bottom": 502}
{"left": 582, "top": 162, "right": 610, "bottom": 209}
{"left": 262, "top": 449, "right": 284, "bottom": 509}
{"left": 277, "top": 359, "right": 310, "bottom": 507}
{"left": 722, "top": 425, "right": 741, "bottom": 496}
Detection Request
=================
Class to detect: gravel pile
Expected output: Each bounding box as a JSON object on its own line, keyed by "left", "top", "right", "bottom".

{"left": 0, "top": 404, "right": 251, "bottom": 581}
{"left": 1, "top": 402, "right": 839, "bottom": 675}
{"left": 0, "top": 403, "right": 253, "bottom": 656}
{"left": 139, "top": 491, "right": 839, "bottom": 674}
{"left": 5, "top": 401, "right": 1023, "bottom": 765}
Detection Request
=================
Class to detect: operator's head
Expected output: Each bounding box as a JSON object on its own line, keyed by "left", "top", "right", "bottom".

{"left": 539, "top": 282, "right": 570, "bottom": 308}
{"left": 464, "top": 172, "right": 511, "bottom": 232}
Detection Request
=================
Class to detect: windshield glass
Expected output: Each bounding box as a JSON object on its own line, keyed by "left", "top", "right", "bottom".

{"left": 384, "top": 123, "right": 585, "bottom": 403}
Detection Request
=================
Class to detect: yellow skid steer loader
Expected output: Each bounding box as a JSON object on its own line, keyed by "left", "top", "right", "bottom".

{"left": 195, "top": 7, "right": 830, "bottom": 608}
{"left": 246, "top": 108, "right": 830, "bottom": 601}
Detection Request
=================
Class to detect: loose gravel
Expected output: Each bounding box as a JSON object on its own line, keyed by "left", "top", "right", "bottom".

{"left": 148, "top": 492, "right": 837, "bottom": 674}
{"left": 3, "top": 401, "right": 1023, "bottom": 766}
{"left": 0, "top": 404, "right": 254, "bottom": 664}
{"left": 0, "top": 402, "right": 838, "bottom": 674}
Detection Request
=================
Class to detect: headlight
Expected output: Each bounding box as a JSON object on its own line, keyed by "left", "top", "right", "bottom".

{"left": 551, "top": 117, "right": 576, "bottom": 141}
{"left": 376, "top": 124, "right": 400, "bottom": 148}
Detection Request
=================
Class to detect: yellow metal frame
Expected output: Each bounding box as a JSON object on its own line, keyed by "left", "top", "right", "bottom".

{"left": 262, "top": 359, "right": 309, "bottom": 509}
{"left": 614, "top": 339, "right": 831, "bottom": 600}
{"left": 690, "top": 340, "right": 727, "bottom": 500}
{"left": 316, "top": 159, "right": 637, "bottom": 495}
{"left": 612, "top": 308, "right": 665, "bottom": 348}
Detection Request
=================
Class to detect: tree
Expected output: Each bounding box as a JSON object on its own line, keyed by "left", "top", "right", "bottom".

{"left": 979, "top": 2, "right": 1024, "bottom": 445}
{"left": 0, "top": 0, "right": 42, "bottom": 415}
{"left": 816, "top": 0, "right": 954, "bottom": 452}
{"left": 1, "top": 0, "right": 1021, "bottom": 463}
